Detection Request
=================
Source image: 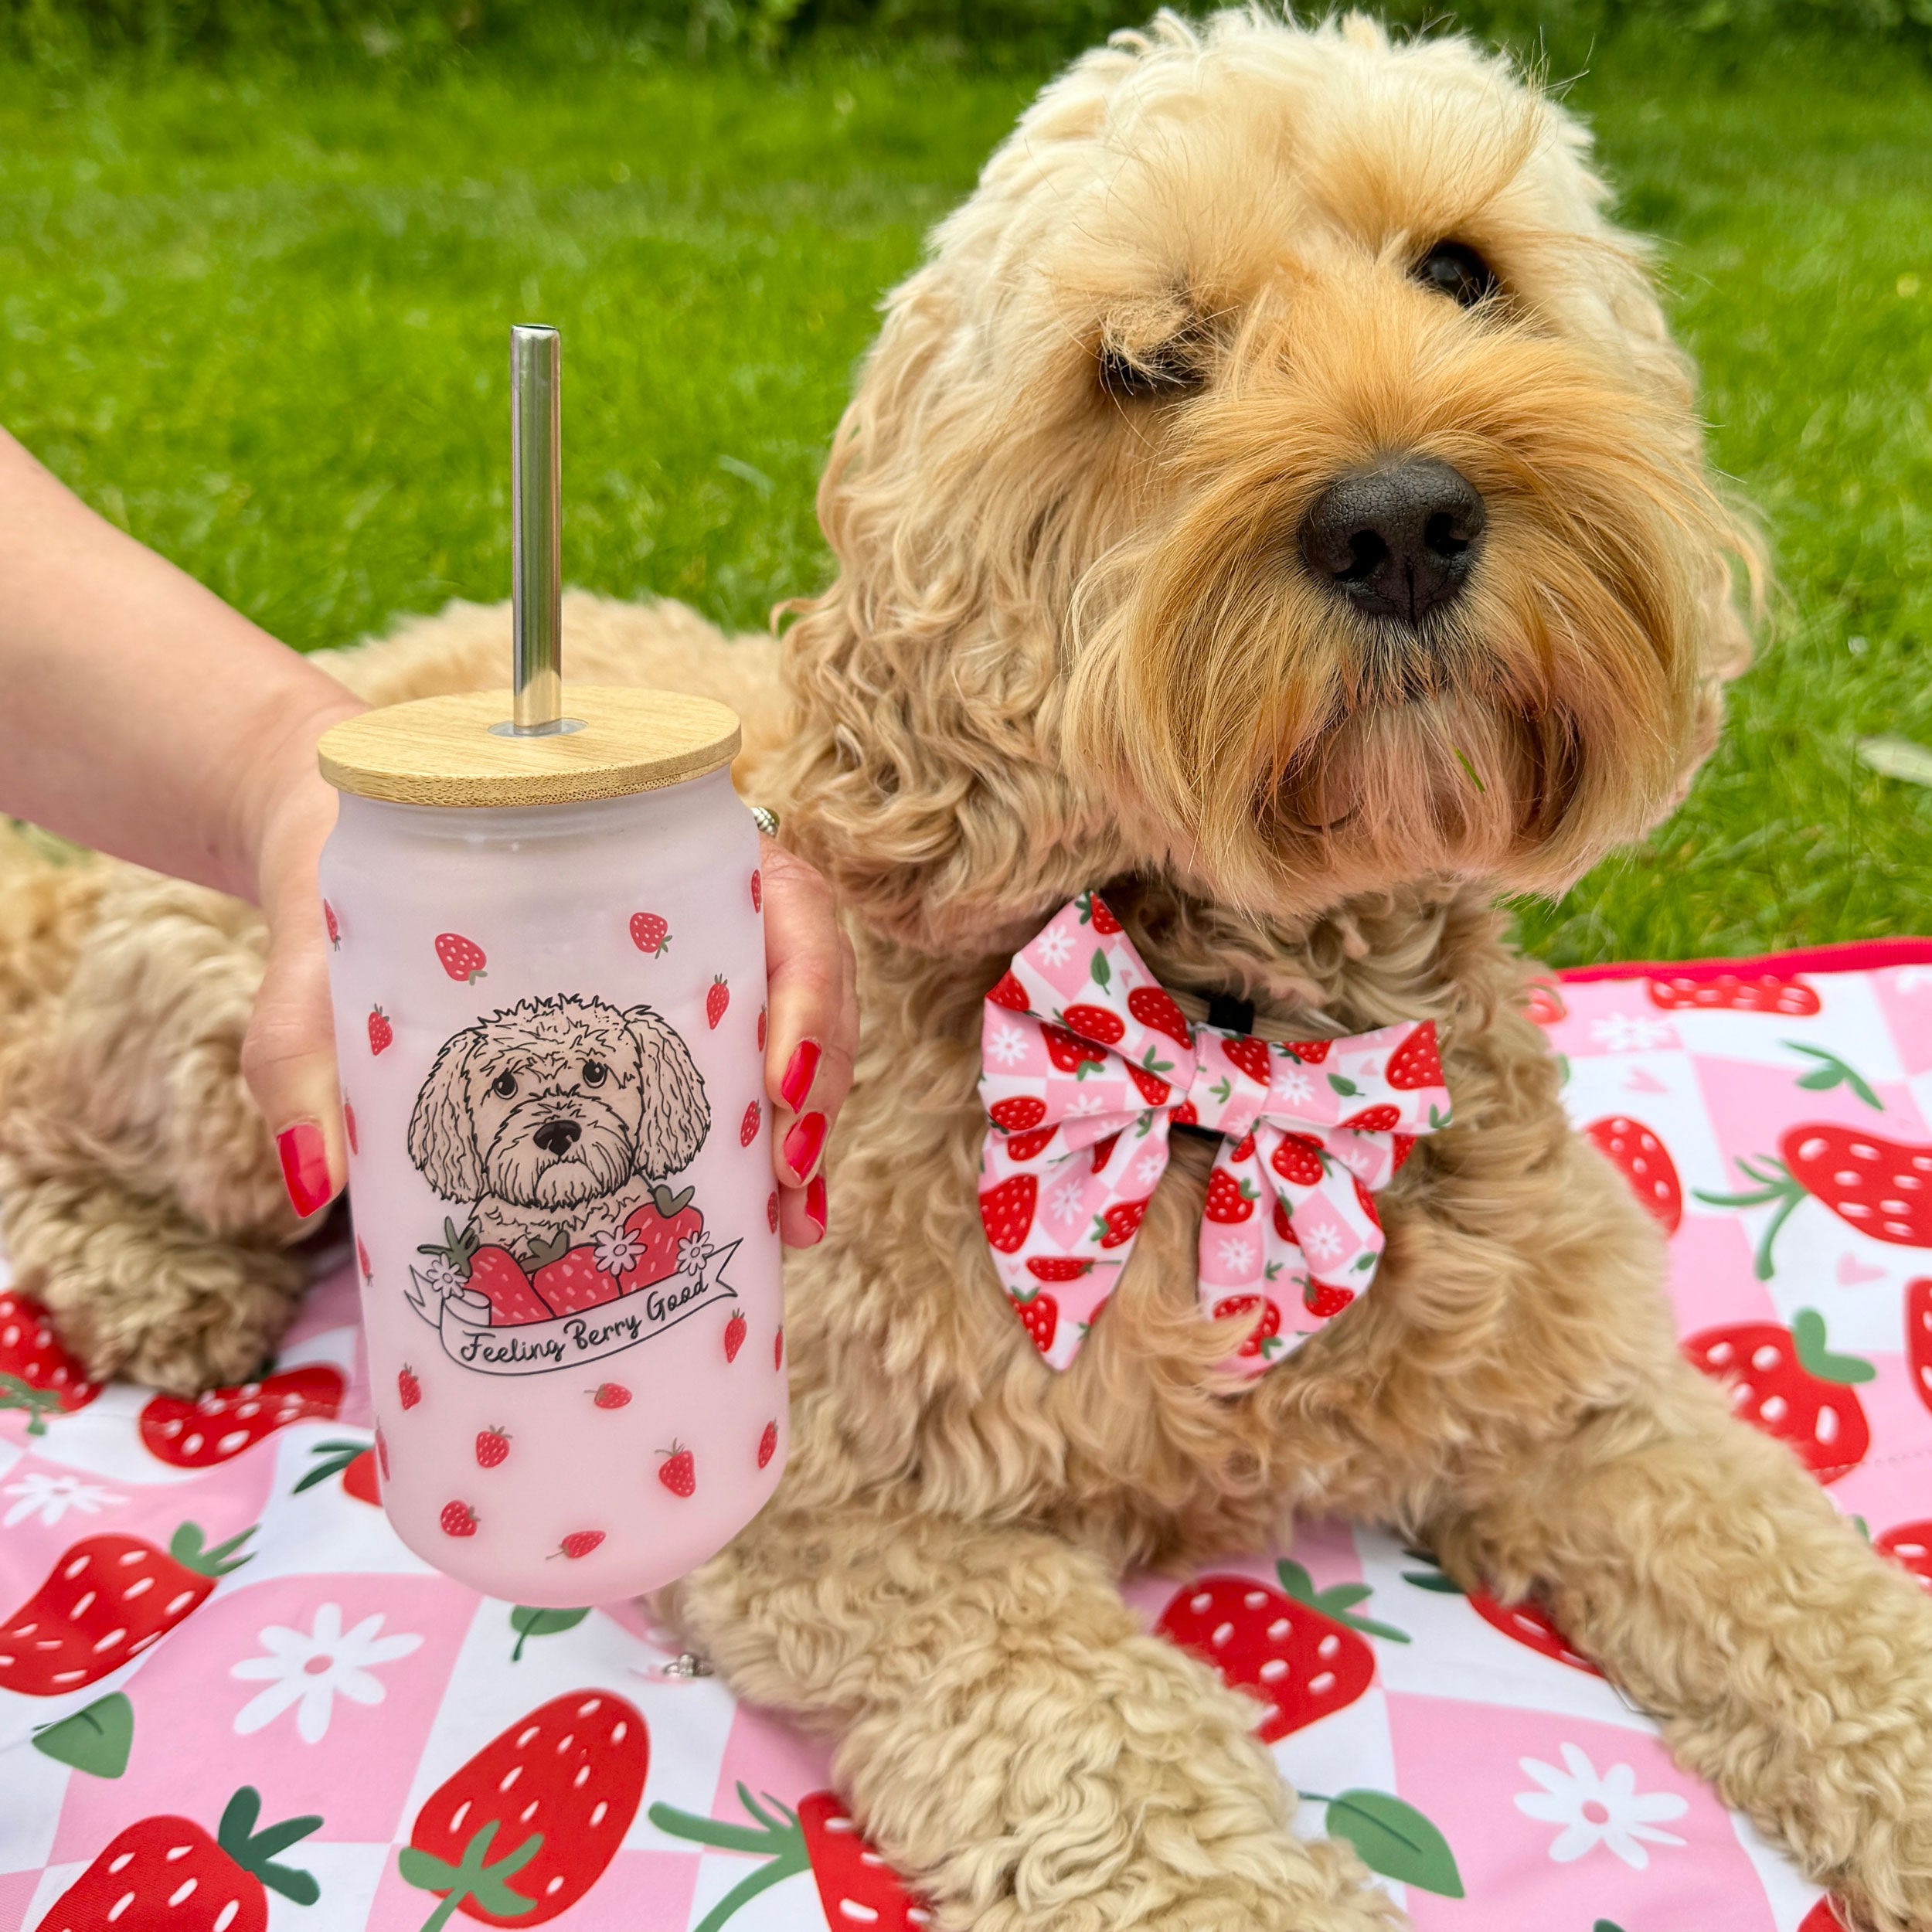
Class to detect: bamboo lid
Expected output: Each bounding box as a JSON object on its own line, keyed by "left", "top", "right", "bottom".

{"left": 318, "top": 687, "right": 742, "bottom": 808}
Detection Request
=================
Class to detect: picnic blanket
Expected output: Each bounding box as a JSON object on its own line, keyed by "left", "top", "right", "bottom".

{"left": 9, "top": 940, "right": 1932, "bottom": 1932}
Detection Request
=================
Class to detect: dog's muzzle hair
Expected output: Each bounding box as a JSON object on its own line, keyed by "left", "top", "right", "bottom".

{"left": 483, "top": 1092, "right": 638, "bottom": 1209}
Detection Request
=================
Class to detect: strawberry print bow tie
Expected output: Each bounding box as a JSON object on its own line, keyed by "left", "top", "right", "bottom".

{"left": 978, "top": 892, "right": 1452, "bottom": 1376}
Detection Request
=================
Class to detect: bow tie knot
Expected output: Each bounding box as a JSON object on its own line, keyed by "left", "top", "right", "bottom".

{"left": 978, "top": 891, "right": 1452, "bottom": 1376}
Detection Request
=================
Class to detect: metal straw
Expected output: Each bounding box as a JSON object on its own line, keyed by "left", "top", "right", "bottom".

{"left": 509, "top": 324, "right": 564, "bottom": 734}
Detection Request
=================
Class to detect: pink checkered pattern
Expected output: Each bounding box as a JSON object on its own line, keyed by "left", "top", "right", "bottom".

{"left": 9, "top": 944, "right": 1931, "bottom": 1930}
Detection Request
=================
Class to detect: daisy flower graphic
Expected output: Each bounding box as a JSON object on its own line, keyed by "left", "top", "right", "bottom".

{"left": 231, "top": 1603, "right": 422, "bottom": 1744}
{"left": 1515, "top": 1743, "right": 1688, "bottom": 1869}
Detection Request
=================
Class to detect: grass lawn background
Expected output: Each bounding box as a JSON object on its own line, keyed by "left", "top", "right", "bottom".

{"left": 1, "top": 47, "right": 1928, "bottom": 964}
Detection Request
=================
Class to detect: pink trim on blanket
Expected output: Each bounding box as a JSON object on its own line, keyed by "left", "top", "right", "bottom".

{"left": 1557, "top": 936, "right": 1932, "bottom": 981}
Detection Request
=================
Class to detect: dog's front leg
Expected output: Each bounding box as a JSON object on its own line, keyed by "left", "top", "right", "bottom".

{"left": 1443, "top": 1363, "right": 1932, "bottom": 1931}
{"left": 672, "top": 1498, "right": 1407, "bottom": 1932}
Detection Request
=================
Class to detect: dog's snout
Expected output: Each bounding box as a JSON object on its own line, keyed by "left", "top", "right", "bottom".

{"left": 1300, "top": 457, "right": 1485, "bottom": 628}
{"left": 532, "top": 1118, "right": 582, "bottom": 1156}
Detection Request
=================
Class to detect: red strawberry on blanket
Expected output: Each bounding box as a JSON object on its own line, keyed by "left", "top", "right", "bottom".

{"left": 140, "top": 1365, "right": 345, "bottom": 1468}
{"left": 1027, "top": 1256, "right": 1093, "bottom": 1281}
{"left": 1005, "top": 1126, "right": 1056, "bottom": 1160}
{"left": 1400, "top": 1549, "right": 1600, "bottom": 1675}
{"left": 1128, "top": 1063, "right": 1172, "bottom": 1105}
{"left": 1876, "top": 1520, "right": 1932, "bottom": 1595}
{"left": 1270, "top": 1134, "right": 1327, "bottom": 1188}
{"left": 403, "top": 1691, "right": 648, "bottom": 1926}
{"left": 991, "top": 1096, "right": 1048, "bottom": 1134}
{"left": 1090, "top": 1131, "right": 1120, "bottom": 1172}
{"left": 1526, "top": 981, "right": 1566, "bottom": 1026}
{"left": 1304, "top": 1281, "right": 1355, "bottom": 1318}
{"left": 981, "top": 1175, "right": 1038, "bottom": 1252}
{"left": 1094, "top": 1197, "right": 1150, "bottom": 1248}
{"left": 1386, "top": 1023, "right": 1443, "bottom": 1090}
{"left": 1647, "top": 971, "right": 1820, "bottom": 1015}
{"left": 38, "top": 1785, "right": 321, "bottom": 1932}
{"left": 1340, "top": 1104, "right": 1400, "bottom": 1132}
{"left": 1222, "top": 1036, "right": 1273, "bottom": 1086}
{"left": 1206, "top": 1169, "right": 1258, "bottom": 1223}
{"left": 1702, "top": 1126, "right": 1932, "bottom": 1278}
{"left": 1009, "top": 1287, "right": 1059, "bottom": 1353}
{"left": 1043, "top": 1022, "right": 1107, "bottom": 1073}
{"left": 1078, "top": 889, "right": 1124, "bottom": 934}
{"left": 1583, "top": 1117, "right": 1682, "bottom": 1233}
{"left": 988, "top": 969, "right": 1029, "bottom": 1011}
{"left": 1155, "top": 1560, "right": 1407, "bottom": 1742}
{"left": 295, "top": 1440, "right": 380, "bottom": 1505}
{"left": 653, "top": 1787, "right": 930, "bottom": 1930}
{"left": 1284, "top": 1038, "right": 1331, "bottom": 1063}
{"left": 1213, "top": 1293, "right": 1281, "bottom": 1358}
{"left": 1128, "top": 984, "right": 1192, "bottom": 1046}
{"left": 1682, "top": 1311, "right": 1872, "bottom": 1481}
{"left": 434, "top": 932, "right": 488, "bottom": 984}
{"left": 706, "top": 975, "right": 730, "bottom": 1029}
{"left": 628, "top": 910, "right": 670, "bottom": 957}
{"left": 1799, "top": 1903, "right": 1849, "bottom": 1932}
{"left": 0, "top": 1287, "right": 100, "bottom": 1434}
{"left": 1063, "top": 1003, "right": 1126, "bottom": 1046}
{"left": 1, "top": 1520, "right": 254, "bottom": 1695}
{"left": 1908, "top": 1280, "right": 1932, "bottom": 1417}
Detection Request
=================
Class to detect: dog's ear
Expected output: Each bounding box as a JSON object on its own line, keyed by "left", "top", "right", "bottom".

{"left": 407, "top": 1027, "right": 485, "bottom": 1203}
{"left": 624, "top": 1005, "right": 710, "bottom": 1179}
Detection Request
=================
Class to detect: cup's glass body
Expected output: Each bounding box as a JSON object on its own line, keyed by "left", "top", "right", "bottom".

{"left": 318, "top": 769, "right": 785, "bottom": 1604}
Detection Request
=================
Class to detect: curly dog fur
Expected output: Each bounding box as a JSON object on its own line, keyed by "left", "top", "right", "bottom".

{"left": 5, "top": 13, "right": 1931, "bottom": 1927}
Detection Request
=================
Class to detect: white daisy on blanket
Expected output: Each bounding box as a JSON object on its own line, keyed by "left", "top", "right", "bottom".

{"left": 2, "top": 1471, "right": 124, "bottom": 1530}
{"left": 986, "top": 1022, "right": 1029, "bottom": 1067}
{"left": 1049, "top": 1178, "right": 1090, "bottom": 1223}
{"left": 1216, "top": 1236, "right": 1255, "bottom": 1272}
{"left": 231, "top": 1603, "right": 422, "bottom": 1745}
{"left": 1301, "top": 1223, "right": 1345, "bottom": 1262}
{"left": 1274, "top": 1069, "right": 1315, "bottom": 1105}
{"left": 1587, "top": 1012, "right": 1675, "bottom": 1053}
{"left": 1515, "top": 1743, "right": 1688, "bottom": 1869}
{"left": 1036, "top": 926, "right": 1074, "bottom": 967}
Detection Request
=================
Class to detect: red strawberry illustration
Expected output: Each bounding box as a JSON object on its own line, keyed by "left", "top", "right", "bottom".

{"left": 1155, "top": 1560, "right": 1406, "bottom": 1742}
{"left": 344, "top": 1099, "right": 359, "bottom": 1155}
{"left": 1304, "top": 1281, "right": 1355, "bottom": 1318}
{"left": 140, "top": 1365, "right": 345, "bottom": 1468}
{"left": 1284, "top": 1039, "right": 1331, "bottom": 1063}
{"left": 750, "top": 867, "right": 761, "bottom": 912}
{"left": 1095, "top": 1198, "right": 1150, "bottom": 1247}
{"left": 475, "top": 1426, "right": 510, "bottom": 1469}
{"left": 1002, "top": 1128, "right": 1053, "bottom": 1160}
{"left": 1128, "top": 985, "right": 1192, "bottom": 1046}
{"left": 758, "top": 1420, "right": 778, "bottom": 1468}
{"left": 1128, "top": 1063, "right": 1172, "bottom": 1106}
{"left": 774, "top": 1328, "right": 784, "bottom": 1372}
{"left": 1212, "top": 1293, "right": 1281, "bottom": 1358}
{"left": 706, "top": 976, "right": 730, "bottom": 1029}
{"left": 740, "top": 1100, "right": 761, "bottom": 1146}
{"left": 1080, "top": 890, "right": 1124, "bottom": 935}
{"left": 296, "top": 1439, "right": 380, "bottom": 1506}
{"left": 441, "top": 1502, "right": 478, "bottom": 1537}
{"left": 532, "top": 1247, "right": 624, "bottom": 1318}
{"left": 1270, "top": 1134, "right": 1326, "bottom": 1188}
{"left": 435, "top": 932, "right": 488, "bottom": 984}
{"left": 1009, "top": 1288, "right": 1058, "bottom": 1354}
{"left": 1063, "top": 1002, "right": 1125, "bottom": 1046}
{"left": 1876, "top": 1519, "right": 1932, "bottom": 1595}
{"left": 1228, "top": 1132, "right": 1257, "bottom": 1162}
{"left": 1027, "top": 1255, "right": 1094, "bottom": 1281}
{"left": 1206, "top": 1168, "right": 1258, "bottom": 1223}
{"left": 368, "top": 1006, "right": 393, "bottom": 1055}
{"left": 612, "top": 1191, "right": 708, "bottom": 1290}
{"left": 357, "top": 1236, "right": 373, "bottom": 1281}
{"left": 1339, "top": 1104, "right": 1400, "bottom": 1132}
{"left": 1090, "top": 1131, "right": 1121, "bottom": 1172}
{"left": 556, "top": 1531, "right": 604, "bottom": 1560}
{"left": 1583, "top": 1116, "right": 1682, "bottom": 1233}
{"left": 398, "top": 1365, "right": 422, "bottom": 1409}
{"left": 767, "top": 1190, "right": 780, "bottom": 1232}
{"left": 757, "top": 1005, "right": 767, "bottom": 1051}
{"left": 591, "top": 1383, "right": 631, "bottom": 1409}
{"left": 724, "top": 1310, "right": 747, "bottom": 1362}
{"left": 653, "top": 1787, "right": 929, "bottom": 1930}
{"left": 980, "top": 1175, "right": 1038, "bottom": 1252}
{"left": 1273, "top": 1197, "right": 1298, "bottom": 1242}
{"left": 1400, "top": 1549, "right": 1600, "bottom": 1674}
{"left": 1386, "top": 1023, "right": 1443, "bottom": 1090}
{"left": 1222, "top": 1036, "right": 1272, "bottom": 1086}
{"left": 1683, "top": 1311, "right": 1873, "bottom": 1481}
{"left": 37, "top": 1785, "right": 321, "bottom": 1932}
{"left": 991, "top": 1095, "right": 1049, "bottom": 1134}
{"left": 1910, "top": 1279, "right": 1932, "bottom": 1416}
{"left": 1350, "top": 1173, "right": 1381, "bottom": 1230}
{"left": 1043, "top": 1023, "right": 1107, "bottom": 1073}
{"left": 658, "top": 1443, "right": 696, "bottom": 1497}
{"left": 1526, "top": 981, "right": 1566, "bottom": 1025}
{"left": 628, "top": 911, "right": 670, "bottom": 957}
{"left": 987, "top": 970, "right": 1029, "bottom": 1012}
{"left": 1647, "top": 971, "right": 1820, "bottom": 1015}
{"left": 403, "top": 1691, "right": 648, "bottom": 1926}
{"left": 0, "top": 1288, "right": 100, "bottom": 1434}
{"left": 323, "top": 898, "right": 341, "bottom": 948}
{"left": 472, "top": 1247, "right": 557, "bottom": 1325}
{"left": 1701, "top": 1127, "right": 1932, "bottom": 1277}
{"left": 0, "top": 1520, "right": 254, "bottom": 1695}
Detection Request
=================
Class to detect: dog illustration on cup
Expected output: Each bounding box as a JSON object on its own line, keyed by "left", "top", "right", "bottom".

{"left": 403, "top": 994, "right": 737, "bottom": 1355}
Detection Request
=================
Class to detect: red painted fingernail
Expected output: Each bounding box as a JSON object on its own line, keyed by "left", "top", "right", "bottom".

{"left": 782, "top": 1112, "right": 827, "bottom": 1183}
{"left": 277, "top": 1122, "right": 333, "bottom": 1219}
{"left": 780, "top": 1038, "right": 822, "bottom": 1114}
{"left": 805, "top": 1173, "right": 827, "bottom": 1238}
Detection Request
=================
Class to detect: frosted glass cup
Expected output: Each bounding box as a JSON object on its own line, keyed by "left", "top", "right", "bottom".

{"left": 316, "top": 689, "right": 787, "bottom": 1605}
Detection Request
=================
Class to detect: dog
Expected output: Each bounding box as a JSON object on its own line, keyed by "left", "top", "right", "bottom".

{"left": 406, "top": 994, "right": 709, "bottom": 1260}
{"left": 5, "top": 12, "right": 1932, "bottom": 1929}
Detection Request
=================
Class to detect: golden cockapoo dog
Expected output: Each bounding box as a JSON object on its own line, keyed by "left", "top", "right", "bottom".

{"left": 4, "top": 13, "right": 1931, "bottom": 1928}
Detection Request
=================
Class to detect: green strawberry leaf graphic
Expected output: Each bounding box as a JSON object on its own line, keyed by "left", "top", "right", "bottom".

{"left": 32, "top": 1693, "right": 133, "bottom": 1777}
{"left": 508, "top": 1605, "right": 590, "bottom": 1663}
{"left": 0, "top": 1373, "right": 61, "bottom": 1437}
{"left": 1595, "top": 1921, "right": 1628, "bottom": 1931}
{"left": 1277, "top": 1562, "right": 1410, "bottom": 1643}
{"left": 294, "top": 1440, "right": 372, "bottom": 1495}
{"left": 1791, "top": 1308, "right": 1875, "bottom": 1386}
{"left": 400, "top": 1820, "right": 540, "bottom": 1929}
{"left": 1328, "top": 1074, "right": 1361, "bottom": 1097}
{"left": 1309, "top": 1789, "right": 1463, "bottom": 1896}
{"left": 651, "top": 1786, "right": 812, "bottom": 1931}
{"left": 1091, "top": 950, "right": 1111, "bottom": 989}
{"left": 1786, "top": 1041, "right": 1883, "bottom": 1111}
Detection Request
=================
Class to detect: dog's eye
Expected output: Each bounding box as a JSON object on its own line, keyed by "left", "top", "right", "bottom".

{"left": 582, "top": 1060, "right": 607, "bottom": 1088}
{"left": 1097, "top": 334, "right": 1208, "bottom": 402}
{"left": 492, "top": 1072, "right": 518, "bottom": 1100}
{"left": 1412, "top": 241, "right": 1498, "bottom": 308}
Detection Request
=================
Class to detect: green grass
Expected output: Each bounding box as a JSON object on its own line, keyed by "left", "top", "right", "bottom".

{"left": 1, "top": 49, "right": 1928, "bottom": 964}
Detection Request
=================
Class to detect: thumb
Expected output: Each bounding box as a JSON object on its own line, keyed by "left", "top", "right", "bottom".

{"left": 242, "top": 891, "right": 345, "bottom": 1222}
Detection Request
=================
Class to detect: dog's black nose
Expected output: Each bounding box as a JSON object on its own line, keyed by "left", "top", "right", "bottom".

{"left": 1300, "top": 457, "right": 1485, "bottom": 627}
{"left": 532, "top": 1119, "right": 581, "bottom": 1156}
